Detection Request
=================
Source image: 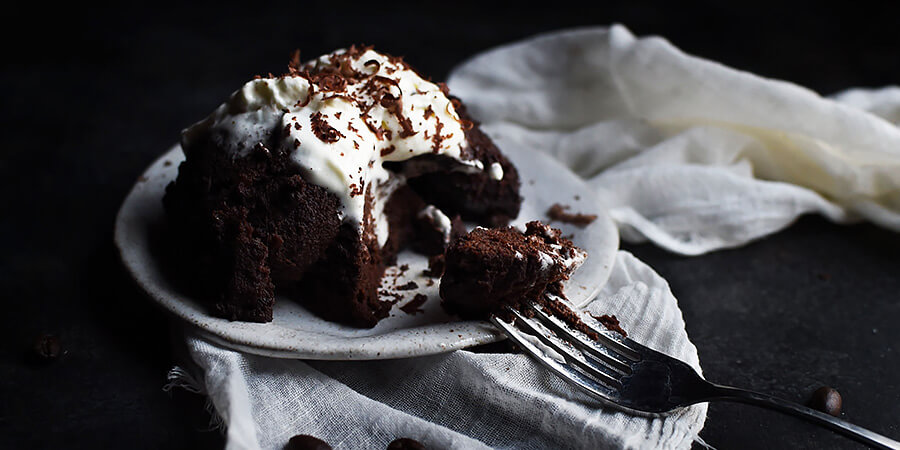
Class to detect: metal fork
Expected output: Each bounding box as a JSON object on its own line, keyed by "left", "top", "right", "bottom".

{"left": 490, "top": 294, "right": 900, "bottom": 450}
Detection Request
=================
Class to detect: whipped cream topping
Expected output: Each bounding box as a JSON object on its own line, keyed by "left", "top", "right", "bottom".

{"left": 489, "top": 162, "right": 504, "bottom": 181}
{"left": 182, "top": 46, "right": 479, "bottom": 244}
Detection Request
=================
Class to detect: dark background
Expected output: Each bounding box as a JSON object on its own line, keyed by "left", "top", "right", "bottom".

{"left": 3, "top": 2, "right": 899, "bottom": 448}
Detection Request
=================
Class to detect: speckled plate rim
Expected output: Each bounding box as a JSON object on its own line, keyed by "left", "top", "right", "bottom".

{"left": 114, "top": 144, "right": 619, "bottom": 360}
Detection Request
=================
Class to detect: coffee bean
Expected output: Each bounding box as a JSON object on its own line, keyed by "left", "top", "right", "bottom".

{"left": 808, "top": 386, "right": 842, "bottom": 417}
{"left": 32, "top": 334, "right": 62, "bottom": 362}
{"left": 284, "top": 434, "right": 332, "bottom": 450}
{"left": 387, "top": 437, "right": 426, "bottom": 450}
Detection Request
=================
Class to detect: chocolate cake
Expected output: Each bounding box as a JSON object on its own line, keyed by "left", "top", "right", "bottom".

{"left": 440, "top": 221, "right": 585, "bottom": 320}
{"left": 164, "top": 46, "right": 521, "bottom": 326}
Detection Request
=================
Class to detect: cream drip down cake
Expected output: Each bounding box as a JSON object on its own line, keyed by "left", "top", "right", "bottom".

{"left": 163, "top": 46, "right": 521, "bottom": 326}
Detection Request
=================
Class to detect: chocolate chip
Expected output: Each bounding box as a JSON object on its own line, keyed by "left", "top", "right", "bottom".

{"left": 387, "top": 438, "right": 425, "bottom": 450}
{"left": 808, "top": 386, "right": 842, "bottom": 417}
{"left": 32, "top": 333, "right": 61, "bottom": 362}
{"left": 285, "top": 434, "right": 332, "bottom": 450}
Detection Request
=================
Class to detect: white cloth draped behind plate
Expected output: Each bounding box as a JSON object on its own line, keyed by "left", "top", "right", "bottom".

{"left": 447, "top": 25, "right": 900, "bottom": 255}
{"left": 173, "top": 251, "right": 706, "bottom": 449}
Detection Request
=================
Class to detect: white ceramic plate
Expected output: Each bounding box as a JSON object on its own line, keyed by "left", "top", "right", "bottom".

{"left": 114, "top": 144, "right": 619, "bottom": 359}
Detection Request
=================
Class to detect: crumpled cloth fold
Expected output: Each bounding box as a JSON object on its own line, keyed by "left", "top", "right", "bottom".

{"left": 448, "top": 25, "right": 900, "bottom": 255}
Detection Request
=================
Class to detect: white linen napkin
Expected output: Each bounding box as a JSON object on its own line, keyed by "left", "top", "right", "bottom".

{"left": 171, "top": 251, "right": 707, "bottom": 450}
{"left": 170, "top": 25, "right": 900, "bottom": 449}
{"left": 448, "top": 25, "right": 900, "bottom": 255}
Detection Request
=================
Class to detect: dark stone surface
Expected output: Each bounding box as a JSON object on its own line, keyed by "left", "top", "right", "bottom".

{"left": 2, "top": 2, "right": 899, "bottom": 449}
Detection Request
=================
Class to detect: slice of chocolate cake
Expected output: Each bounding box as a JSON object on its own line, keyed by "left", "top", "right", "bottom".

{"left": 164, "top": 46, "right": 521, "bottom": 326}
{"left": 440, "top": 221, "right": 585, "bottom": 319}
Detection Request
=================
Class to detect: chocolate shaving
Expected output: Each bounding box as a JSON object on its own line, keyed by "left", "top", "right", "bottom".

{"left": 287, "top": 49, "right": 302, "bottom": 75}
{"left": 312, "top": 72, "right": 347, "bottom": 92}
{"left": 380, "top": 146, "right": 396, "bottom": 157}
{"left": 431, "top": 118, "right": 451, "bottom": 153}
{"left": 363, "top": 59, "right": 381, "bottom": 74}
{"left": 295, "top": 83, "right": 313, "bottom": 107}
{"left": 378, "top": 93, "right": 416, "bottom": 138}
{"left": 372, "top": 75, "right": 400, "bottom": 88}
{"left": 546, "top": 203, "right": 597, "bottom": 227}
{"left": 310, "top": 112, "right": 345, "bottom": 143}
{"left": 361, "top": 112, "right": 385, "bottom": 140}
{"left": 349, "top": 181, "right": 364, "bottom": 197}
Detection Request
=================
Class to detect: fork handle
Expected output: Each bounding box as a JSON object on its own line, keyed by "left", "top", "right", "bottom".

{"left": 704, "top": 384, "right": 900, "bottom": 449}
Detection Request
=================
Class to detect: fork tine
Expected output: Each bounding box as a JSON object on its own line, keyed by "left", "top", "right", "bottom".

{"left": 528, "top": 299, "right": 641, "bottom": 362}
{"left": 490, "top": 315, "right": 620, "bottom": 403}
{"left": 506, "top": 308, "right": 625, "bottom": 386}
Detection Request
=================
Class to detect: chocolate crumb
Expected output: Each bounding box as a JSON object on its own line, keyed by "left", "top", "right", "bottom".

{"left": 380, "top": 290, "right": 405, "bottom": 303}
{"left": 395, "top": 281, "right": 418, "bottom": 291}
{"left": 591, "top": 314, "right": 627, "bottom": 337}
{"left": 424, "top": 254, "right": 445, "bottom": 277}
{"left": 400, "top": 294, "right": 428, "bottom": 315}
{"left": 163, "top": 160, "right": 172, "bottom": 167}
{"left": 547, "top": 203, "right": 597, "bottom": 227}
